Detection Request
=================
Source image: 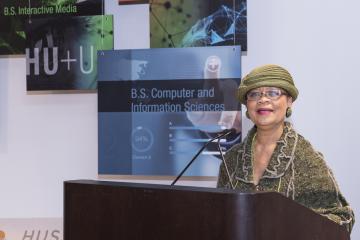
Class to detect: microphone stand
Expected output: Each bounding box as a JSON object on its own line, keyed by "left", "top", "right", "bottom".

{"left": 170, "top": 129, "right": 234, "bottom": 186}
{"left": 216, "top": 137, "right": 235, "bottom": 189}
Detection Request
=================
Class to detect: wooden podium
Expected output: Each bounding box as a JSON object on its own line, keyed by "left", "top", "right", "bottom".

{"left": 64, "top": 180, "right": 349, "bottom": 240}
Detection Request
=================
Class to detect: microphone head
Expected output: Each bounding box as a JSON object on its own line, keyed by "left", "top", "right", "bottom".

{"left": 219, "top": 128, "right": 236, "bottom": 135}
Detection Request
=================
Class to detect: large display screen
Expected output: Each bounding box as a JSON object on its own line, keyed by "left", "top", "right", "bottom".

{"left": 98, "top": 46, "right": 241, "bottom": 176}
{"left": 26, "top": 15, "right": 113, "bottom": 91}
{"left": 0, "top": 0, "right": 104, "bottom": 55}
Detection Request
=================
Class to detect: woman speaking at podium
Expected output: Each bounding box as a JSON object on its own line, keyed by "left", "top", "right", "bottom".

{"left": 217, "top": 64, "right": 355, "bottom": 232}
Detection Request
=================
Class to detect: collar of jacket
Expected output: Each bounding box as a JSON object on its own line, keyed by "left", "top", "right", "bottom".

{"left": 234, "top": 121, "right": 299, "bottom": 184}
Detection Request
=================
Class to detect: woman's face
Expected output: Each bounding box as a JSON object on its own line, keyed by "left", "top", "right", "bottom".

{"left": 245, "top": 87, "right": 293, "bottom": 130}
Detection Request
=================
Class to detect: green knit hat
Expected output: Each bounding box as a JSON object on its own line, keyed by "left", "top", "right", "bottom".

{"left": 238, "top": 64, "right": 299, "bottom": 104}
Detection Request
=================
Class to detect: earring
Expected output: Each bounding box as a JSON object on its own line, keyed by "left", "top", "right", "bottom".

{"left": 246, "top": 110, "right": 250, "bottom": 119}
{"left": 286, "top": 107, "right": 292, "bottom": 118}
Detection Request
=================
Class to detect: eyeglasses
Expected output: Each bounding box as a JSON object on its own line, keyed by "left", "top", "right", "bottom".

{"left": 246, "top": 88, "right": 288, "bottom": 101}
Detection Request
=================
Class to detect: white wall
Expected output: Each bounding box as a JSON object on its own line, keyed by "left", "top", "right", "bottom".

{"left": 0, "top": 0, "right": 359, "bottom": 238}
{"left": 0, "top": 56, "right": 98, "bottom": 218}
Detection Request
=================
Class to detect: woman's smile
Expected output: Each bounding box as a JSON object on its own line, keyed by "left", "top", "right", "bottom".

{"left": 256, "top": 108, "right": 274, "bottom": 115}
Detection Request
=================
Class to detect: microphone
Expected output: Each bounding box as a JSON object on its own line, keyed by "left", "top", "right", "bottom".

{"left": 170, "top": 128, "right": 236, "bottom": 186}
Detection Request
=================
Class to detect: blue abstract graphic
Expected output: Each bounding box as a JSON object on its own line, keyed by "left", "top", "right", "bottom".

{"left": 150, "top": 0, "right": 247, "bottom": 50}
{"left": 181, "top": 4, "right": 247, "bottom": 48}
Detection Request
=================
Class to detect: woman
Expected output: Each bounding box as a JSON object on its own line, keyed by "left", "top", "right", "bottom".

{"left": 217, "top": 64, "right": 355, "bottom": 232}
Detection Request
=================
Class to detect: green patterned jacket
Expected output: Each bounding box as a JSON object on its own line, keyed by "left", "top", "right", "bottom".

{"left": 217, "top": 122, "right": 355, "bottom": 233}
